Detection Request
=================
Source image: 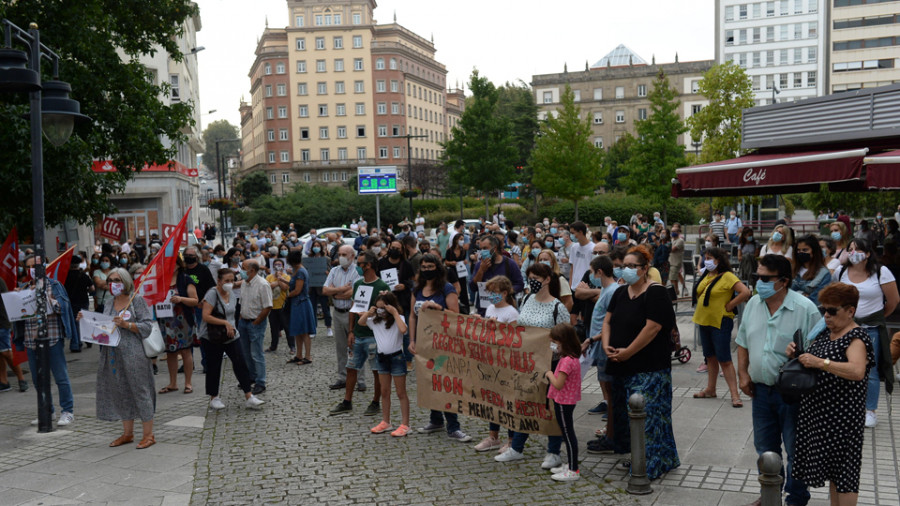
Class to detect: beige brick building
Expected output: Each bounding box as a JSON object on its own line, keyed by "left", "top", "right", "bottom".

{"left": 532, "top": 45, "right": 713, "bottom": 151}
{"left": 829, "top": 0, "right": 900, "bottom": 93}
{"left": 239, "top": 0, "right": 462, "bottom": 193}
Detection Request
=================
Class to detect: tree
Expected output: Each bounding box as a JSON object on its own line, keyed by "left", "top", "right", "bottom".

{"left": 530, "top": 85, "right": 605, "bottom": 220}
{"left": 623, "top": 70, "right": 687, "bottom": 223}
{"left": 202, "top": 120, "right": 240, "bottom": 171}
{"left": 603, "top": 132, "right": 637, "bottom": 192}
{"left": 686, "top": 62, "right": 754, "bottom": 164}
{"left": 408, "top": 160, "right": 448, "bottom": 198}
{"left": 442, "top": 70, "right": 518, "bottom": 220}
{"left": 496, "top": 81, "right": 540, "bottom": 213}
{"left": 235, "top": 171, "right": 272, "bottom": 207}
{"left": 0, "top": 0, "right": 198, "bottom": 234}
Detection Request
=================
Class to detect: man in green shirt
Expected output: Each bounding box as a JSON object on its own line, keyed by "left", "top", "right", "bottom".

{"left": 330, "top": 251, "right": 390, "bottom": 416}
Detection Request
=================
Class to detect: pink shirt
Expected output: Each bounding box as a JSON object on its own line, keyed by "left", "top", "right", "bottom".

{"left": 547, "top": 356, "right": 581, "bottom": 405}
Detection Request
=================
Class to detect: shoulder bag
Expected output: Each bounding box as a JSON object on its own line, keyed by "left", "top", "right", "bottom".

{"left": 143, "top": 322, "right": 165, "bottom": 358}
{"left": 206, "top": 290, "right": 232, "bottom": 345}
{"left": 775, "top": 329, "right": 818, "bottom": 404}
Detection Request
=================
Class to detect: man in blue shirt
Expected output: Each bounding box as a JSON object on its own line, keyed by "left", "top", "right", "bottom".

{"left": 469, "top": 235, "right": 524, "bottom": 316}
{"left": 726, "top": 211, "right": 743, "bottom": 244}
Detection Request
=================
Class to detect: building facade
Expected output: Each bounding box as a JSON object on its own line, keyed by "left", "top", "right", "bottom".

{"left": 830, "top": 0, "right": 900, "bottom": 93}
{"left": 239, "top": 0, "right": 462, "bottom": 193}
{"left": 532, "top": 46, "right": 713, "bottom": 150}
{"left": 715, "top": 0, "right": 827, "bottom": 105}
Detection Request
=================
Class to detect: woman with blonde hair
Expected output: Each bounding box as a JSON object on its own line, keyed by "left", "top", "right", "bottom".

{"left": 536, "top": 249, "right": 574, "bottom": 313}
{"left": 759, "top": 224, "right": 793, "bottom": 259}
{"left": 829, "top": 220, "right": 851, "bottom": 265}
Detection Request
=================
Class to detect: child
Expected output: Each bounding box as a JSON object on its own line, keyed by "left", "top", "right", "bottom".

{"left": 474, "top": 276, "right": 519, "bottom": 453}
{"left": 358, "top": 292, "right": 410, "bottom": 437}
{"left": 544, "top": 323, "right": 582, "bottom": 481}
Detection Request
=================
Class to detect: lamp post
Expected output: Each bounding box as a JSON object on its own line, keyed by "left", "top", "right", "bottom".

{"left": 0, "top": 19, "right": 90, "bottom": 433}
{"left": 214, "top": 138, "right": 240, "bottom": 246}
{"left": 392, "top": 133, "right": 427, "bottom": 217}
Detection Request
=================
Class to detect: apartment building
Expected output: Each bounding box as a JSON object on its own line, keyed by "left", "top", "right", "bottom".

{"left": 239, "top": 0, "right": 461, "bottom": 192}
{"left": 830, "top": 0, "right": 900, "bottom": 93}
{"left": 716, "top": 0, "right": 827, "bottom": 105}
{"left": 532, "top": 45, "right": 712, "bottom": 151}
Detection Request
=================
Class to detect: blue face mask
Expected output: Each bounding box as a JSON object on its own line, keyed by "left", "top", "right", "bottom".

{"left": 755, "top": 279, "right": 778, "bottom": 299}
{"left": 550, "top": 227, "right": 558, "bottom": 235}
{"left": 356, "top": 265, "right": 364, "bottom": 276}
{"left": 120, "top": 258, "right": 128, "bottom": 265}
{"left": 621, "top": 267, "right": 640, "bottom": 285}
{"left": 557, "top": 238, "right": 565, "bottom": 246}
{"left": 545, "top": 241, "right": 554, "bottom": 248}
{"left": 280, "top": 249, "right": 288, "bottom": 257}
{"left": 831, "top": 231, "right": 842, "bottom": 241}
{"left": 240, "top": 271, "right": 248, "bottom": 280}
{"left": 589, "top": 274, "right": 602, "bottom": 287}
{"left": 772, "top": 231, "right": 783, "bottom": 242}
{"left": 202, "top": 261, "right": 211, "bottom": 266}
{"left": 540, "top": 260, "right": 552, "bottom": 267}
{"left": 613, "top": 267, "right": 623, "bottom": 279}
{"left": 821, "top": 248, "right": 828, "bottom": 258}
{"left": 312, "top": 247, "right": 321, "bottom": 254}
{"left": 100, "top": 261, "right": 110, "bottom": 269}
{"left": 601, "top": 238, "right": 609, "bottom": 244}
{"left": 570, "top": 233, "right": 578, "bottom": 243}
{"left": 617, "top": 232, "right": 627, "bottom": 242}
{"left": 485, "top": 292, "right": 503, "bottom": 305}
{"left": 480, "top": 249, "right": 492, "bottom": 260}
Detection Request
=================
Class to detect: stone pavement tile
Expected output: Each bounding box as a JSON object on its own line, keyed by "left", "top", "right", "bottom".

{"left": 0, "top": 471, "right": 83, "bottom": 494}
{"left": 160, "top": 493, "right": 192, "bottom": 506}
{"left": 52, "top": 479, "right": 132, "bottom": 503}
{"left": 17, "top": 494, "right": 86, "bottom": 506}
{"left": 651, "top": 486, "right": 724, "bottom": 505}
{"left": 0, "top": 488, "right": 46, "bottom": 506}
{"left": 56, "top": 444, "right": 135, "bottom": 464}
{"left": 129, "top": 471, "right": 194, "bottom": 493}
{"left": 100, "top": 452, "right": 195, "bottom": 473}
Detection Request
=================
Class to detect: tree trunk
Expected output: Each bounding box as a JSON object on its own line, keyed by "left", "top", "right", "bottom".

{"left": 532, "top": 191, "right": 539, "bottom": 217}
{"left": 662, "top": 201, "right": 668, "bottom": 226}
{"left": 574, "top": 199, "right": 580, "bottom": 221}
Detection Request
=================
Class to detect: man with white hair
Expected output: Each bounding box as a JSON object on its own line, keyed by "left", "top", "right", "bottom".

{"left": 238, "top": 260, "right": 273, "bottom": 395}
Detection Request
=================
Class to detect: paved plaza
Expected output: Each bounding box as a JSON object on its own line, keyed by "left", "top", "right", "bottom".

{"left": 1, "top": 311, "right": 898, "bottom": 505}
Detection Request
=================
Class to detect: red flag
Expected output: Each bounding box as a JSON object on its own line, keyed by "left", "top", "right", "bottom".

{"left": 136, "top": 207, "right": 191, "bottom": 306}
{"left": 0, "top": 227, "right": 19, "bottom": 291}
{"left": 46, "top": 245, "right": 76, "bottom": 285}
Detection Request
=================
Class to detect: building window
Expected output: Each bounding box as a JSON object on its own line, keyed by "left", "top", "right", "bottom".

{"left": 337, "top": 126, "right": 347, "bottom": 138}
{"left": 780, "top": 49, "right": 788, "bottom": 65}
{"left": 319, "top": 126, "right": 329, "bottom": 139}
{"left": 334, "top": 13, "right": 341, "bottom": 24}
{"left": 794, "top": 23, "right": 801, "bottom": 40}
{"left": 355, "top": 103, "right": 365, "bottom": 115}
{"left": 318, "top": 104, "right": 328, "bottom": 116}
{"left": 276, "top": 62, "right": 285, "bottom": 74}
{"left": 376, "top": 58, "right": 385, "bottom": 70}
{"left": 808, "top": 47, "right": 817, "bottom": 63}
{"left": 264, "top": 63, "right": 271, "bottom": 75}
{"left": 268, "top": 151, "right": 275, "bottom": 163}
{"left": 780, "top": 25, "right": 788, "bottom": 41}
{"left": 573, "top": 89, "right": 581, "bottom": 102}
{"left": 322, "top": 171, "right": 330, "bottom": 182}
{"left": 794, "top": 48, "right": 802, "bottom": 64}
{"left": 169, "top": 74, "right": 180, "bottom": 102}
{"left": 335, "top": 81, "right": 345, "bottom": 94}
{"left": 753, "top": 27, "right": 760, "bottom": 43}
{"left": 637, "top": 84, "right": 647, "bottom": 97}
{"left": 270, "top": 173, "right": 276, "bottom": 184}
{"left": 303, "top": 172, "right": 311, "bottom": 182}
{"left": 808, "top": 71, "right": 816, "bottom": 88}
{"left": 336, "top": 103, "right": 346, "bottom": 116}
{"left": 392, "top": 125, "right": 400, "bottom": 136}
{"left": 377, "top": 102, "right": 387, "bottom": 115}
{"left": 390, "top": 58, "right": 398, "bottom": 70}
{"left": 766, "top": 1, "right": 775, "bottom": 16}
{"left": 282, "top": 172, "right": 290, "bottom": 183}
{"left": 753, "top": 52, "right": 761, "bottom": 67}
{"left": 593, "top": 88, "right": 603, "bottom": 100}
{"left": 334, "top": 59, "right": 344, "bottom": 72}
{"left": 338, "top": 148, "right": 347, "bottom": 160}
{"left": 295, "top": 15, "right": 304, "bottom": 27}
{"left": 296, "top": 38, "right": 306, "bottom": 51}
{"left": 315, "top": 14, "right": 323, "bottom": 26}
{"left": 298, "top": 105, "right": 308, "bottom": 117}
{"left": 315, "top": 37, "right": 325, "bottom": 50}
{"left": 766, "top": 26, "right": 774, "bottom": 43}
{"left": 592, "top": 112, "right": 603, "bottom": 124}
{"left": 780, "top": 73, "right": 788, "bottom": 89}
{"left": 615, "top": 86, "right": 624, "bottom": 99}
{"left": 279, "top": 128, "right": 288, "bottom": 141}
{"left": 265, "top": 107, "right": 273, "bottom": 120}
{"left": 377, "top": 125, "right": 387, "bottom": 137}
{"left": 692, "top": 104, "right": 703, "bottom": 115}
{"left": 301, "top": 149, "right": 310, "bottom": 162}
{"left": 278, "top": 106, "right": 287, "bottom": 118}
{"left": 297, "top": 60, "right": 307, "bottom": 73}
{"left": 391, "top": 102, "right": 399, "bottom": 115}
{"left": 265, "top": 84, "right": 272, "bottom": 97}
{"left": 393, "top": 146, "right": 401, "bottom": 158}
{"left": 354, "top": 80, "right": 364, "bottom": 93}
{"left": 333, "top": 36, "right": 343, "bottom": 49}
{"left": 321, "top": 148, "right": 330, "bottom": 161}
{"left": 379, "top": 146, "right": 388, "bottom": 159}
{"left": 356, "top": 126, "right": 366, "bottom": 137}
{"left": 276, "top": 83, "right": 286, "bottom": 96}
{"left": 353, "top": 35, "right": 363, "bottom": 48}
{"left": 317, "top": 82, "right": 327, "bottom": 95}
{"left": 691, "top": 80, "right": 700, "bottom": 93}
{"left": 352, "top": 12, "right": 361, "bottom": 25}
{"left": 354, "top": 58, "right": 364, "bottom": 71}
{"left": 808, "top": 22, "right": 817, "bottom": 39}
{"left": 300, "top": 128, "right": 309, "bottom": 140}
{"left": 357, "top": 147, "right": 366, "bottom": 160}
{"left": 316, "top": 60, "right": 326, "bottom": 72}
{"left": 779, "top": 0, "right": 788, "bottom": 15}
{"left": 542, "top": 91, "right": 552, "bottom": 104}
{"left": 753, "top": 75, "right": 761, "bottom": 90}
{"left": 615, "top": 110, "right": 625, "bottom": 123}
{"left": 725, "top": 5, "right": 734, "bottom": 20}
{"left": 267, "top": 129, "right": 275, "bottom": 141}
{"left": 298, "top": 82, "right": 308, "bottom": 95}
{"left": 753, "top": 3, "right": 761, "bottom": 17}
{"left": 794, "top": 73, "right": 802, "bottom": 88}
{"left": 280, "top": 151, "right": 289, "bottom": 163}
{"left": 638, "top": 108, "right": 648, "bottom": 120}
{"left": 389, "top": 80, "right": 398, "bottom": 93}
{"left": 739, "top": 4, "right": 747, "bottom": 19}
{"left": 376, "top": 80, "right": 386, "bottom": 92}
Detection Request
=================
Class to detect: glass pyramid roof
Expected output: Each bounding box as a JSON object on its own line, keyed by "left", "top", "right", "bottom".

{"left": 591, "top": 44, "right": 648, "bottom": 69}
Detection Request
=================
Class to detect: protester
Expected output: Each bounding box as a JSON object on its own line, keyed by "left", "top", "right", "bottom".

{"left": 264, "top": 258, "right": 293, "bottom": 355}
{"left": 737, "top": 227, "right": 758, "bottom": 282}
{"left": 830, "top": 221, "right": 851, "bottom": 265}
{"left": 156, "top": 255, "right": 198, "bottom": 395}
{"left": 284, "top": 251, "right": 316, "bottom": 365}
{"left": 544, "top": 323, "right": 583, "bottom": 482}
{"left": 322, "top": 245, "right": 362, "bottom": 391}
{"left": 444, "top": 232, "right": 471, "bottom": 314}
{"left": 792, "top": 235, "right": 832, "bottom": 306}
{"left": 307, "top": 239, "right": 333, "bottom": 335}
{"left": 669, "top": 228, "right": 686, "bottom": 295}
{"left": 183, "top": 246, "right": 215, "bottom": 374}
{"left": 92, "top": 253, "right": 115, "bottom": 312}
{"left": 470, "top": 235, "right": 525, "bottom": 316}
{"left": 726, "top": 210, "right": 743, "bottom": 244}
{"left": 736, "top": 254, "right": 820, "bottom": 506}
{"left": 238, "top": 260, "right": 273, "bottom": 395}
{"left": 567, "top": 221, "right": 595, "bottom": 291}
{"left": 64, "top": 255, "right": 94, "bottom": 352}
{"left": 0, "top": 277, "right": 27, "bottom": 392}
{"left": 759, "top": 224, "right": 794, "bottom": 259}
{"left": 378, "top": 240, "right": 415, "bottom": 361}
{"left": 789, "top": 283, "right": 872, "bottom": 505}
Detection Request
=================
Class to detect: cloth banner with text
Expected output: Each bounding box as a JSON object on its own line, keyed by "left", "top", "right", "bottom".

{"left": 135, "top": 207, "right": 191, "bottom": 306}
{"left": 0, "top": 226, "right": 19, "bottom": 291}
{"left": 415, "top": 308, "right": 561, "bottom": 436}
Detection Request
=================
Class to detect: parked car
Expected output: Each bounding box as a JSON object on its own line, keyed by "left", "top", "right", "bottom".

{"left": 298, "top": 227, "right": 359, "bottom": 250}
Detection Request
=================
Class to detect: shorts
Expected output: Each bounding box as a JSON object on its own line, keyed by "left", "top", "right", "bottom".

{"left": 347, "top": 336, "right": 377, "bottom": 371}
{"left": 374, "top": 350, "right": 407, "bottom": 376}
{"left": 0, "top": 328, "right": 10, "bottom": 352}
{"left": 668, "top": 261, "right": 683, "bottom": 281}
{"left": 698, "top": 317, "right": 735, "bottom": 363}
{"left": 590, "top": 340, "right": 613, "bottom": 383}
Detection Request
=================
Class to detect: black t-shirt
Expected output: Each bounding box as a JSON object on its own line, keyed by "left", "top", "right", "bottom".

{"left": 183, "top": 264, "right": 216, "bottom": 303}
{"left": 605, "top": 283, "right": 674, "bottom": 376}
{"left": 377, "top": 257, "right": 415, "bottom": 313}
{"left": 571, "top": 270, "right": 599, "bottom": 322}
{"left": 64, "top": 269, "right": 94, "bottom": 309}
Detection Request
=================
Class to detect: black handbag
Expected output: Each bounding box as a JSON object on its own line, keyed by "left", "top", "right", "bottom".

{"left": 775, "top": 329, "right": 818, "bottom": 404}
{"left": 206, "top": 292, "right": 231, "bottom": 344}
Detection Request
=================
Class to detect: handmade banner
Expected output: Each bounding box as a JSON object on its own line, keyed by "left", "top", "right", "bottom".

{"left": 415, "top": 308, "right": 560, "bottom": 436}
{"left": 78, "top": 310, "right": 121, "bottom": 347}
{"left": 304, "top": 256, "right": 329, "bottom": 288}
{"left": 1, "top": 290, "right": 38, "bottom": 321}
{"left": 0, "top": 226, "right": 19, "bottom": 291}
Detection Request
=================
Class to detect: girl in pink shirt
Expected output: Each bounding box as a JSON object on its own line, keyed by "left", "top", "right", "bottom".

{"left": 545, "top": 323, "right": 582, "bottom": 481}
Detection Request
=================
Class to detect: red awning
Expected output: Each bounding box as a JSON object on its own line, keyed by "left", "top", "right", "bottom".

{"left": 92, "top": 160, "right": 199, "bottom": 177}
{"left": 865, "top": 150, "right": 900, "bottom": 189}
{"left": 672, "top": 148, "right": 869, "bottom": 197}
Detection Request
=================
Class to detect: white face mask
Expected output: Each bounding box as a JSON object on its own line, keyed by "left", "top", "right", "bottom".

{"left": 223, "top": 283, "right": 234, "bottom": 292}
{"left": 79, "top": 262, "right": 87, "bottom": 270}
{"left": 339, "top": 256, "right": 351, "bottom": 268}
{"left": 549, "top": 342, "right": 558, "bottom": 353}
{"left": 109, "top": 282, "right": 125, "bottom": 296}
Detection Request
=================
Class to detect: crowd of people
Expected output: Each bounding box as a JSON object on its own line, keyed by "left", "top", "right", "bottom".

{"left": 2, "top": 209, "right": 900, "bottom": 497}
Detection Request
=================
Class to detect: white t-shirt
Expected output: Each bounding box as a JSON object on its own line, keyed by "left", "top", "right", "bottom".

{"left": 759, "top": 244, "right": 793, "bottom": 259}
{"left": 835, "top": 265, "right": 895, "bottom": 318}
{"left": 486, "top": 304, "right": 519, "bottom": 323}
{"left": 415, "top": 216, "right": 425, "bottom": 233}
{"left": 366, "top": 314, "right": 406, "bottom": 354}
{"left": 569, "top": 241, "right": 596, "bottom": 289}
{"left": 826, "top": 257, "right": 841, "bottom": 272}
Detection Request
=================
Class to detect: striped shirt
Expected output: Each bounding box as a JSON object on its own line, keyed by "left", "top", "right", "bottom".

{"left": 324, "top": 264, "right": 360, "bottom": 309}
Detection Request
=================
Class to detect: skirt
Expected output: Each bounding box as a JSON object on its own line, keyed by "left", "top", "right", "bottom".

{"left": 288, "top": 297, "right": 317, "bottom": 336}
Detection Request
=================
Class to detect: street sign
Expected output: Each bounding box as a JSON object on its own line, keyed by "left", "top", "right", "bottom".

{"left": 357, "top": 166, "right": 398, "bottom": 195}
{"left": 99, "top": 217, "right": 124, "bottom": 241}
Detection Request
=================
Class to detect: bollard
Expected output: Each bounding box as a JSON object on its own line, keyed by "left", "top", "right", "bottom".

{"left": 626, "top": 392, "right": 652, "bottom": 495}
{"left": 758, "top": 451, "right": 784, "bottom": 506}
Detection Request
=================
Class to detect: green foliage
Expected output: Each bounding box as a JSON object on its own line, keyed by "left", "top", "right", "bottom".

{"left": 496, "top": 81, "right": 539, "bottom": 198}
{"left": 686, "top": 62, "right": 754, "bottom": 163}
{"left": 530, "top": 85, "right": 605, "bottom": 220}
{"left": 803, "top": 187, "right": 900, "bottom": 217}
{"left": 235, "top": 171, "right": 273, "bottom": 206}
{"left": 543, "top": 193, "right": 697, "bottom": 228}
{"left": 442, "top": 70, "right": 519, "bottom": 217}
{"left": 202, "top": 120, "right": 240, "bottom": 170}
{"left": 623, "top": 70, "right": 686, "bottom": 217}
{"left": 0, "top": 0, "right": 198, "bottom": 233}
{"left": 602, "top": 132, "right": 637, "bottom": 192}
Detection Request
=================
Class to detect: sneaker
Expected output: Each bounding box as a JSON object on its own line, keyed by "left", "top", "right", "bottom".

{"left": 865, "top": 410, "right": 877, "bottom": 428}
{"left": 586, "top": 436, "right": 615, "bottom": 454}
{"left": 371, "top": 421, "right": 394, "bottom": 434}
{"left": 210, "top": 397, "right": 226, "bottom": 410}
{"left": 18, "top": 380, "right": 28, "bottom": 392}
{"left": 541, "top": 453, "right": 562, "bottom": 470}
{"left": 31, "top": 413, "right": 58, "bottom": 426}
{"left": 327, "top": 328, "right": 333, "bottom": 337}
{"left": 251, "top": 384, "right": 266, "bottom": 395}
{"left": 329, "top": 400, "right": 352, "bottom": 415}
{"left": 245, "top": 395, "right": 265, "bottom": 409}
{"left": 497, "top": 441, "right": 510, "bottom": 454}
{"left": 356, "top": 384, "right": 367, "bottom": 392}
{"left": 696, "top": 363, "right": 708, "bottom": 373}
{"left": 494, "top": 448, "right": 526, "bottom": 462}
{"left": 0, "top": 382, "right": 10, "bottom": 392}
{"left": 550, "top": 463, "right": 568, "bottom": 474}
{"left": 448, "top": 430, "right": 472, "bottom": 442}
{"left": 57, "top": 412, "right": 74, "bottom": 426}
{"left": 551, "top": 469, "right": 580, "bottom": 482}
{"left": 587, "top": 401, "right": 608, "bottom": 415}
{"left": 390, "top": 424, "right": 411, "bottom": 437}
{"left": 417, "top": 422, "right": 445, "bottom": 434}
{"left": 474, "top": 436, "right": 503, "bottom": 452}
{"left": 364, "top": 402, "right": 381, "bottom": 416}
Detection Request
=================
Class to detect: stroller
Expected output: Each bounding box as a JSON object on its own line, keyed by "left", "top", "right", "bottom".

{"left": 666, "top": 285, "right": 692, "bottom": 364}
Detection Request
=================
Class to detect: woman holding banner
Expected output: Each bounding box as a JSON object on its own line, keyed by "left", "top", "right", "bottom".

{"left": 157, "top": 256, "right": 199, "bottom": 395}
{"left": 91, "top": 268, "right": 157, "bottom": 449}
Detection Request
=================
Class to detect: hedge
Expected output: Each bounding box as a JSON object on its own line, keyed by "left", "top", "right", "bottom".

{"left": 542, "top": 194, "right": 697, "bottom": 228}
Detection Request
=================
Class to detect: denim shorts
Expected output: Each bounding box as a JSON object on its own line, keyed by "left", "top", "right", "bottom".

{"left": 347, "top": 336, "right": 377, "bottom": 371}
{"left": 698, "top": 317, "right": 735, "bottom": 363}
{"left": 374, "top": 351, "right": 407, "bottom": 376}
{"left": 0, "top": 328, "right": 10, "bottom": 352}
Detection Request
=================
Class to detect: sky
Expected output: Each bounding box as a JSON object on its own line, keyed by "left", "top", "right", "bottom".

{"left": 195, "top": 0, "right": 715, "bottom": 131}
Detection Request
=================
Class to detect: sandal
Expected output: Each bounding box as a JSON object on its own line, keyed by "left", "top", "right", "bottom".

{"left": 109, "top": 434, "right": 134, "bottom": 447}
{"left": 136, "top": 434, "right": 155, "bottom": 449}
{"left": 693, "top": 390, "right": 717, "bottom": 399}
{"left": 300, "top": 358, "right": 312, "bottom": 365}
{"left": 287, "top": 357, "right": 302, "bottom": 364}
{"left": 158, "top": 386, "right": 178, "bottom": 394}
{"left": 732, "top": 398, "right": 744, "bottom": 408}
{"left": 183, "top": 386, "right": 193, "bottom": 394}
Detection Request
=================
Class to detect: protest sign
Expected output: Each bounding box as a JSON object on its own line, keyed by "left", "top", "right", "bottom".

{"left": 455, "top": 262, "right": 468, "bottom": 279}
{"left": 78, "top": 310, "right": 121, "bottom": 347}
{"left": 351, "top": 284, "right": 373, "bottom": 313}
{"left": 381, "top": 267, "right": 399, "bottom": 290}
{"left": 414, "top": 308, "right": 560, "bottom": 436}
{"left": 1, "top": 290, "right": 38, "bottom": 321}
{"left": 304, "top": 256, "right": 329, "bottom": 287}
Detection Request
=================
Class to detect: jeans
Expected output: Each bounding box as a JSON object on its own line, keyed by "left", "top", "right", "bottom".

{"left": 26, "top": 339, "right": 73, "bottom": 414}
{"left": 200, "top": 338, "right": 253, "bottom": 397}
{"left": 194, "top": 307, "right": 206, "bottom": 369}
{"left": 751, "top": 383, "right": 809, "bottom": 506}
{"left": 237, "top": 318, "right": 267, "bottom": 387}
{"left": 510, "top": 431, "right": 562, "bottom": 455}
{"left": 310, "top": 288, "right": 332, "bottom": 328}
{"left": 864, "top": 326, "right": 881, "bottom": 411}
{"left": 430, "top": 410, "right": 461, "bottom": 434}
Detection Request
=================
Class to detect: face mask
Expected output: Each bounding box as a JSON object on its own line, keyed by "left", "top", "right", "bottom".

{"left": 570, "top": 233, "right": 578, "bottom": 243}
{"left": 376, "top": 308, "right": 387, "bottom": 317}
{"left": 100, "top": 261, "right": 110, "bottom": 270}
{"left": 756, "top": 279, "right": 778, "bottom": 299}
{"left": 671, "top": 232, "right": 679, "bottom": 238}
{"left": 617, "top": 232, "right": 627, "bottom": 242}
{"left": 29, "top": 267, "right": 36, "bottom": 279}
{"left": 549, "top": 342, "right": 558, "bottom": 353}
{"left": 730, "top": 214, "right": 736, "bottom": 219}
{"left": 704, "top": 241, "right": 712, "bottom": 249}
{"left": 589, "top": 274, "right": 602, "bottom": 286}
{"left": 530, "top": 250, "right": 539, "bottom": 258}
{"left": 545, "top": 241, "right": 554, "bottom": 248}
{"left": 877, "top": 215, "right": 882, "bottom": 219}
{"left": 356, "top": 265, "right": 365, "bottom": 276}
{"left": 275, "top": 264, "right": 283, "bottom": 271}
{"left": 831, "top": 231, "right": 842, "bottom": 241}
{"left": 202, "top": 261, "right": 210, "bottom": 266}
{"left": 280, "top": 250, "right": 288, "bottom": 257}
{"left": 535, "top": 233, "right": 543, "bottom": 239}
{"left": 485, "top": 292, "right": 503, "bottom": 305}
{"left": 421, "top": 269, "right": 438, "bottom": 280}
{"left": 795, "top": 252, "right": 811, "bottom": 265}
{"left": 528, "top": 278, "right": 543, "bottom": 293}
{"left": 120, "top": 258, "right": 128, "bottom": 265}
{"left": 240, "top": 271, "right": 249, "bottom": 280}
{"left": 772, "top": 231, "right": 783, "bottom": 242}
{"left": 849, "top": 251, "right": 867, "bottom": 265}
{"left": 613, "top": 266, "right": 623, "bottom": 279}
{"left": 372, "top": 246, "right": 382, "bottom": 255}
{"left": 480, "top": 249, "right": 491, "bottom": 260}
{"left": 223, "top": 283, "right": 234, "bottom": 292}
{"left": 557, "top": 238, "right": 565, "bottom": 246}
{"left": 550, "top": 227, "right": 558, "bottom": 235}
{"left": 339, "top": 256, "right": 351, "bottom": 268}
{"left": 91, "top": 258, "right": 99, "bottom": 265}
{"left": 703, "top": 259, "right": 717, "bottom": 271}
{"left": 79, "top": 262, "right": 87, "bottom": 270}
{"left": 184, "top": 255, "right": 198, "bottom": 264}
{"left": 312, "top": 247, "right": 321, "bottom": 254}
{"left": 621, "top": 267, "right": 641, "bottom": 285}
{"left": 109, "top": 282, "right": 125, "bottom": 296}
{"left": 543, "top": 221, "right": 550, "bottom": 227}
{"left": 389, "top": 248, "right": 402, "bottom": 259}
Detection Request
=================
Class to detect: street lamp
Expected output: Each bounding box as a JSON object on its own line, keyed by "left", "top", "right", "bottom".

{"left": 215, "top": 138, "right": 240, "bottom": 246}
{"left": 0, "top": 19, "right": 90, "bottom": 433}
{"left": 392, "top": 133, "right": 427, "bottom": 217}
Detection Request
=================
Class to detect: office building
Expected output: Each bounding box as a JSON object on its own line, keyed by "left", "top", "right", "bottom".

{"left": 830, "top": 0, "right": 900, "bottom": 93}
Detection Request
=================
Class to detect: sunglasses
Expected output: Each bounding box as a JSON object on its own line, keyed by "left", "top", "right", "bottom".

{"left": 818, "top": 306, "right": 845, "bottom": 316}
{"left": 751, "top": 274, "right": 781, "bottom": 283}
